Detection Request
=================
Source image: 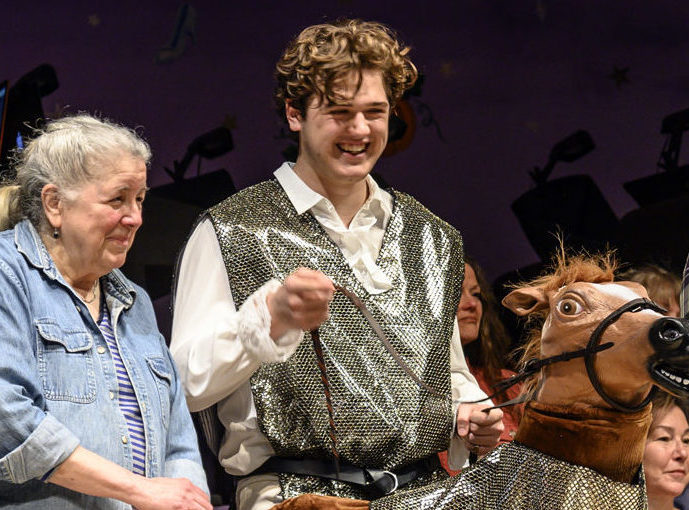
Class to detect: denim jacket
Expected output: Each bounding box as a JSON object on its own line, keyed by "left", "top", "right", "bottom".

{"left": 0, "top": 220, "right": 207, "bottom": 508}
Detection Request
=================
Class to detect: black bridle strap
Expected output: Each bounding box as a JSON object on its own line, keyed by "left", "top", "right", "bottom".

{"left": 464, "top": 295, "right": 663, "bottom": 466}
{"left": 584, "top": 297, "right": 664, "bottom": 413}
{"left": 464, "top": 342, "right": 615, "bottom": 406}
{"left": 467, "top": 297, "right": 666, "bottom": 414}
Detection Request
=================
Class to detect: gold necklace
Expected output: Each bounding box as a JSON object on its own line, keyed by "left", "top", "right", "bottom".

{"left": 82, "top": 280, "right": 100, "bottom": 304}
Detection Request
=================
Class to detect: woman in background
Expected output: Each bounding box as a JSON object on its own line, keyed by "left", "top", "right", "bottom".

{"left": 457, "top": 257, "right": 522, "bottom": 441}
{"left": 0, "top": 114, "right": 210, "bottom": 509}
{"left": 643, "top": 392, "right": 689, "bottom": 510}
{"left": 618, "top": 264, "right": 681, "bottom": 317}
{"left": 440, "top": 257, "right": 522, "bottom": 474}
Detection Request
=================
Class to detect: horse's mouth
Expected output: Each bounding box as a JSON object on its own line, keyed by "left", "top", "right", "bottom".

{"left": 650, "top": 360, "right": 689, "bottom": 397}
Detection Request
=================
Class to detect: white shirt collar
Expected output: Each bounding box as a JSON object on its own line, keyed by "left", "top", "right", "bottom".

{"left": 273, "top": 162, "right": 394, "bottom": 294}
{"left": 273, "top": 161, "right": 392, "bottom": 219}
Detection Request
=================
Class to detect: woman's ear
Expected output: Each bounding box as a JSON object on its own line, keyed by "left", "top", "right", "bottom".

{"left": 41, "top": 184, "right": 62, "bottom": 229}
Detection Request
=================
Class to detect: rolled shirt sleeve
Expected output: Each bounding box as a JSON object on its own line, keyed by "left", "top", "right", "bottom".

{"left": 163, "top": 458, "right": 208, "bottom": 490}
{"left": 0, "top": 262, "right": 81, "bottom": 483}
{"left": 448, "top": 319, "right": 491, "bottom": 470}
{"left": 170, "top": 219, "right": 303, "bottom": 413}
{"left": 0, "top": 413, "right": 80, "bottom": 483}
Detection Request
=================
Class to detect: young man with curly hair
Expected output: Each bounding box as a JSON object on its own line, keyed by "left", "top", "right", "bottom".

{"left": 171, "top": 19, "right": 503, "bottom": 510}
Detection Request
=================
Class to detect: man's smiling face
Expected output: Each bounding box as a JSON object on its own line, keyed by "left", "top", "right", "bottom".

{"left": 286, "top": 68, "right": 390, "bottom": 189}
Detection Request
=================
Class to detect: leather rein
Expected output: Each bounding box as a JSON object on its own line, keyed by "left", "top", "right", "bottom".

{"left": 310, "top": 285, "right": 444, "bottom": 476}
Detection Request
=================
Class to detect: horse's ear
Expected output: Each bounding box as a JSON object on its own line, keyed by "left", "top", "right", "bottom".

{"left": 502, "top": 287, "right": 549, "bottom": 316}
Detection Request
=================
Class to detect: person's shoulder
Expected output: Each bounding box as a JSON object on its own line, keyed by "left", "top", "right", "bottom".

{"left": 392, "top": 190, "right": 461, "bottom": 238}
{"left": 204, "top": 179, "right": 289, "bottom": 225}
{"left": 0, "top": 226, "right": 40, "bottom": 294}
{"left": 0, "top": 226, "right": 25, "bottom": 267}
{"left": 392, "top": 190, "right": 450, "bottom": 223}
{"left": 0, "top": 227, "right": 16, "bottom": 249}
{"left": 212, "top": 179, "right": 280, "bottom": 208}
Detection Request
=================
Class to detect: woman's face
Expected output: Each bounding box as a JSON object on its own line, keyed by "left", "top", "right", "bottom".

{"left": 51, "top": 154, "right": 147, "bottom": 279}
{"left": 458, "top": 263, "right": 483, "bottom": 346}
{"left": 643, "top": 405, "right": 689, "bottom": 501}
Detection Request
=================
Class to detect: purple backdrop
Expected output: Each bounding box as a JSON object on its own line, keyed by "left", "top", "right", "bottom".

{"left": 4, "top": 0, "right": 689, "bottom": 280}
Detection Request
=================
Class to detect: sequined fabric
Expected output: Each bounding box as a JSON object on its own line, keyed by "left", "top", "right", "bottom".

{"left": 208, "top": 180, "right": 463, "bottom": 500}
{"left": 371, "top": 441, "right": 648, "bottom": 510}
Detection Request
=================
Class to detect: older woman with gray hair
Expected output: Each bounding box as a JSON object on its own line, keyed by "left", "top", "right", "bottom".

{"left": 0, "top": 114, "right": 211, "bottom": 509}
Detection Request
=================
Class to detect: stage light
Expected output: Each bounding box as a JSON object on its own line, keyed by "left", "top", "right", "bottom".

{"left": 624, "top": 107, "right": 689, "bottom": 206}
{"left": 529, "top": 130, "right": 595, "bottom": 185}
{"left": 164, "top": 126, "right": 233, "bottom": 183}
{"left": 0, "top": 64, "right": 59, "bottom": 176}
{"left": 512, "top": 129, "right": 618, "bottom": 261}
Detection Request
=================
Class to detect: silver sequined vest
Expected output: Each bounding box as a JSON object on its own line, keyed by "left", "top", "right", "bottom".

{"left": 208, "top": 180, "right": 462, "bottom": 475}
{"left": 372, "top": 441, "right": 648, "bottom": 509}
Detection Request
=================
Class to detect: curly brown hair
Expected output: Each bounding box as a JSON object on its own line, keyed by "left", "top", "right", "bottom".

{"left": 274, "top": 19, "right": 418, "bottom": 118}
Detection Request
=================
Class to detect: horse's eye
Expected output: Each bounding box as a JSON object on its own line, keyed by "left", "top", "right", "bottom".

{"left": 557, "top": 299, "right": 582, "bottom": 315}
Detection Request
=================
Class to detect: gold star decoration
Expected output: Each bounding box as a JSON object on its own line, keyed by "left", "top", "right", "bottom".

{"left": 223, "top": 114, "right": 237, "bottom": 130}
{"left": 608, "top": 66, "right": 630, "bottom": 89}
{"left": 440, "top": 61, "right": 456, "bottom": 77}
{"left": 88, "top": 14, "right": 101, "bottom": 27}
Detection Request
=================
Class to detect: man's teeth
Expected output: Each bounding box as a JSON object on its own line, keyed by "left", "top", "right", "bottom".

{"left": 338, "top": 144, "right": 366, "bottom": 154}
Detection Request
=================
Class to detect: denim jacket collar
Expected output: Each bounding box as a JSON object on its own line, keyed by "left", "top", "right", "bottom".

{"left": 14, "top": 219, "right": 136, "bottom": 308}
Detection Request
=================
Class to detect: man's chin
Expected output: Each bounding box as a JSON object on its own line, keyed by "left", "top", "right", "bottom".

{"left": 334, "top": 161, "right": 377, "bottom": 180}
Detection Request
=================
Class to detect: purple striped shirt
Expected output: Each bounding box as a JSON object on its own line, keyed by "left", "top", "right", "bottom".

{"left": 98, "top": 301, "right": 147, "bottom": 476}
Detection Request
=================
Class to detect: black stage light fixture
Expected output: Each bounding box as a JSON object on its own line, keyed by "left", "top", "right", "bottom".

{"left": 624, "top": 107, "right": 689, "bottom": 206}
{"left": 529, "top": 130, "right": 595, "bottom": 185}
{"left": 618, "top": 107, "right": 689, "bottom": 272}
{"left": 15, "top": 63, "right": 59, "bottom": 98}
{"left": 512, "top": 130, "right": 619, "bottom": 261}
{"left": 0, "top": 64, "right": 59, "bottom": 176}
{"left": 125, "top": 126, "right": 237, "bottom": 300}
{"left": 164, "top": 126, "right": 234, "bottom": 183}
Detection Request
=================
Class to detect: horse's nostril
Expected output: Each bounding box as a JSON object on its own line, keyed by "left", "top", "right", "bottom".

{"left": 650, "top": 317, "right": 689, "bottom": 350}
{"left": 661, "top": 328, "right": 683, "bottom": 342}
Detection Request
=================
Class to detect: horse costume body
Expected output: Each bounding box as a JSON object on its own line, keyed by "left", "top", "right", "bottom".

{"left": 273, "top": 255, "right": 689, "bottom": 509}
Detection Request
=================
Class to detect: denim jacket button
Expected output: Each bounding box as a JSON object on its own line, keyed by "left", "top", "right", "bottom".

{"left": 109, "top": 391, "right": 115, "bottom": 400}
{"left": 97, "top": 346, "right": 106, "bottom": 354}
{"left": 140, "top": 402, "right": 146, "bottom": 412}
{"left": 121, "top": 435, "right": 128, "bottom": 444}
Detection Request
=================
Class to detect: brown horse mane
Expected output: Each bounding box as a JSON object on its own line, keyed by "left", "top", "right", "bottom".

{"left": 515, "top": 248, "right": 618, "bottom": 398}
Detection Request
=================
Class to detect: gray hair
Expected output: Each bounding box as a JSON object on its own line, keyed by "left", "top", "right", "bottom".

{"left": 1, "top": 113, "right": 151, "bottom": 231}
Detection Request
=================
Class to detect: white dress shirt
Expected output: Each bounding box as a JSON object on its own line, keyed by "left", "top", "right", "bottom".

{"left": 170, "top": 162, "right": 487, "bottom": 510}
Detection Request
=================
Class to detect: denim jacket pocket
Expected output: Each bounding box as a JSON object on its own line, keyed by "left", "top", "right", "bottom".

{"left": 146, "top": 357, "right": 172, "bottom": 429}
{"left": 35, "top": 319, "right": 97, "bottom": 403}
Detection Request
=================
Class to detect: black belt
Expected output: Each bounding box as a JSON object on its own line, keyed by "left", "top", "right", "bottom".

{"left": 251, "top": 455, "right": 441, "bottom": 497}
